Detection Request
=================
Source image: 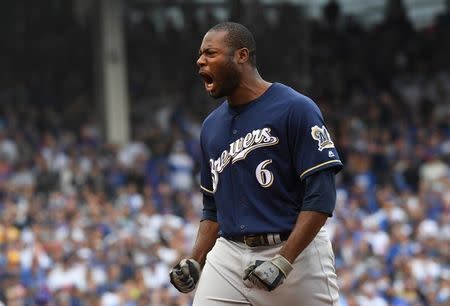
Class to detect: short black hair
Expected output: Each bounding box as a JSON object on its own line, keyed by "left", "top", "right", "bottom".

{"left": 208, "top": 22, "right": 257, "bottom": 66}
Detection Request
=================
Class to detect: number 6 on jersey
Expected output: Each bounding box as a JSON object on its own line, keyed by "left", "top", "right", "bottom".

{"left": 255, "top": 159, "right": 274, "bottom": 187}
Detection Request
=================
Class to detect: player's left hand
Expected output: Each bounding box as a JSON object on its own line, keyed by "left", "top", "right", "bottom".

{"left": 243, "top": 254, "right": 293, "bottom": 291}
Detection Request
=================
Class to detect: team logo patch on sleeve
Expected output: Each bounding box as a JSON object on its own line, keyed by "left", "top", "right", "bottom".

{"left": 311, "top": 125, "right": 335, "bottom": 151}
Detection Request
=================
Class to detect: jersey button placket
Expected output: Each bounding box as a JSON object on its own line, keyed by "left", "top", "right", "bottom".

{"left": 231, "top": 114, "right": 243, "bottom": 233}
{"left": 231, "top": 114, "right": 238, "bottom": 135}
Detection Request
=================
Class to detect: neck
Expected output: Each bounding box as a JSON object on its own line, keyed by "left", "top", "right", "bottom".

{"left": 227, "top": 70, "right": 272, "bottom": 107}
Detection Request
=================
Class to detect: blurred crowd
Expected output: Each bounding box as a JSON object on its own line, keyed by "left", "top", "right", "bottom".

{"left": 0, "top": 0, "right": 449, "bottom": 305}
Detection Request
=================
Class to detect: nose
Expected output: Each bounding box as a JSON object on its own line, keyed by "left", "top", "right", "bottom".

{"left": 197, "top": 54, "right": 206, "bottom": 67}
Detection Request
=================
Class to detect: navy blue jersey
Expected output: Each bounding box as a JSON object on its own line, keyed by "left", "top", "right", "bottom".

{"left": 200, "top": 83, "right": 343, "bottom": 237}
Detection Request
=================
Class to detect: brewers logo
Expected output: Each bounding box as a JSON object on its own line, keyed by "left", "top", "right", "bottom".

{"left": 311, "top": 125, "right": 335, "bottom": 151}
{"left": 209, "top": 127, "right": 279, "bottom": 192}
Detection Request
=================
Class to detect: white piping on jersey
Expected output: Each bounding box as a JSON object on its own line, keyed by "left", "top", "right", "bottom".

{"left": 200, "top": 185, "right": 214, "bottom": 194}
{"left": 300, "top": 160, "right": 342, "bottom": 179}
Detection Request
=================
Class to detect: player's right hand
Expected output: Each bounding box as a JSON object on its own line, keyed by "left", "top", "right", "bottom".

{"left": 169, "top": 258, "right": 201, "bottom": 293}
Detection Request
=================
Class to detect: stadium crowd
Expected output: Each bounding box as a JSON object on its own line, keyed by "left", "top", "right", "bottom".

{"left": 0, "top": 0, "right": 449, "bottom": 305}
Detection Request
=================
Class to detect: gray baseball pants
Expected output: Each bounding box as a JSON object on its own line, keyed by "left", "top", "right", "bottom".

{"left": 192, "top": 227, "right": 340, "bottom": 306}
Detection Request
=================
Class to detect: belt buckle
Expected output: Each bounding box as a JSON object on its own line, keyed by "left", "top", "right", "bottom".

{"left": 244, "top": 234, "right": 261, "bottom": 247}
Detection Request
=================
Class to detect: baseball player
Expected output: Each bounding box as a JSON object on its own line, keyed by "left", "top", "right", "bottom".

{"left": 169, "top": 22, "right": 343, "bottom": 306}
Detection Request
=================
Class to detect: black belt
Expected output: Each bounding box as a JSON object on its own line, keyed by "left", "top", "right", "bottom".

{"left": 226, "top": 232, "right": 290, "bottom": 247}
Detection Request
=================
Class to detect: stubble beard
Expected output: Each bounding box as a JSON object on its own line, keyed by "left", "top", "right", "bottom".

{"left": 210, "top": 59, "right": 241, "bottom": 99}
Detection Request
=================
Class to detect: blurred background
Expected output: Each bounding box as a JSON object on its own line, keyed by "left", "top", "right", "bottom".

{"left": 0, "top": 0, "right": 449, "bottom": 305}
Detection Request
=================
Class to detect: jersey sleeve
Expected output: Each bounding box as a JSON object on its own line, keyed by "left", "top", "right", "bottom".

{"left": 288, "top": 97, "right": 343, "bottom": 180}
{"left": 199, "top": 128, "right": 217, "bottom": 221}
{"left": 202, "top": 193, "right": 217, "bottom": 221}
{"left": 301, "top": 168, "right": 337, "bottom": 216}
{"left": 199, "top": 129, "right": 215, "bottom": 195}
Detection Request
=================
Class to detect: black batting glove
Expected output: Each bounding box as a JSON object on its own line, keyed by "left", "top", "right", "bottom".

{"left": 243, "top": 255, "right": 293, "bottom": 291}
{"left": 169, "top": 258, "right": 201, "bottom": 293}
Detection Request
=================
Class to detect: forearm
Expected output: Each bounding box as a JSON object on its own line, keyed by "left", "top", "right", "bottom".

{"left": 169, "top": 219, "right": 217, "bottom": 294}
{"left": 278, "top": 211, "right": 328, "bottom": 263}
{"left": 191, "top": 219, "right": 220, "bottom": 266}
{"left": 278, "top": 169, "right": 336, "bottom": 263}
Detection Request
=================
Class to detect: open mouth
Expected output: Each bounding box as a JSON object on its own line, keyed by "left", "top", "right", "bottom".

{"left": 199, "top": 71, "right": 214, "bottom": 91}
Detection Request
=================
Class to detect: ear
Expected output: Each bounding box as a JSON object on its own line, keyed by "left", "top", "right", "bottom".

{"left": 236, "top": 48, "right": 250, "bottom": 64}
